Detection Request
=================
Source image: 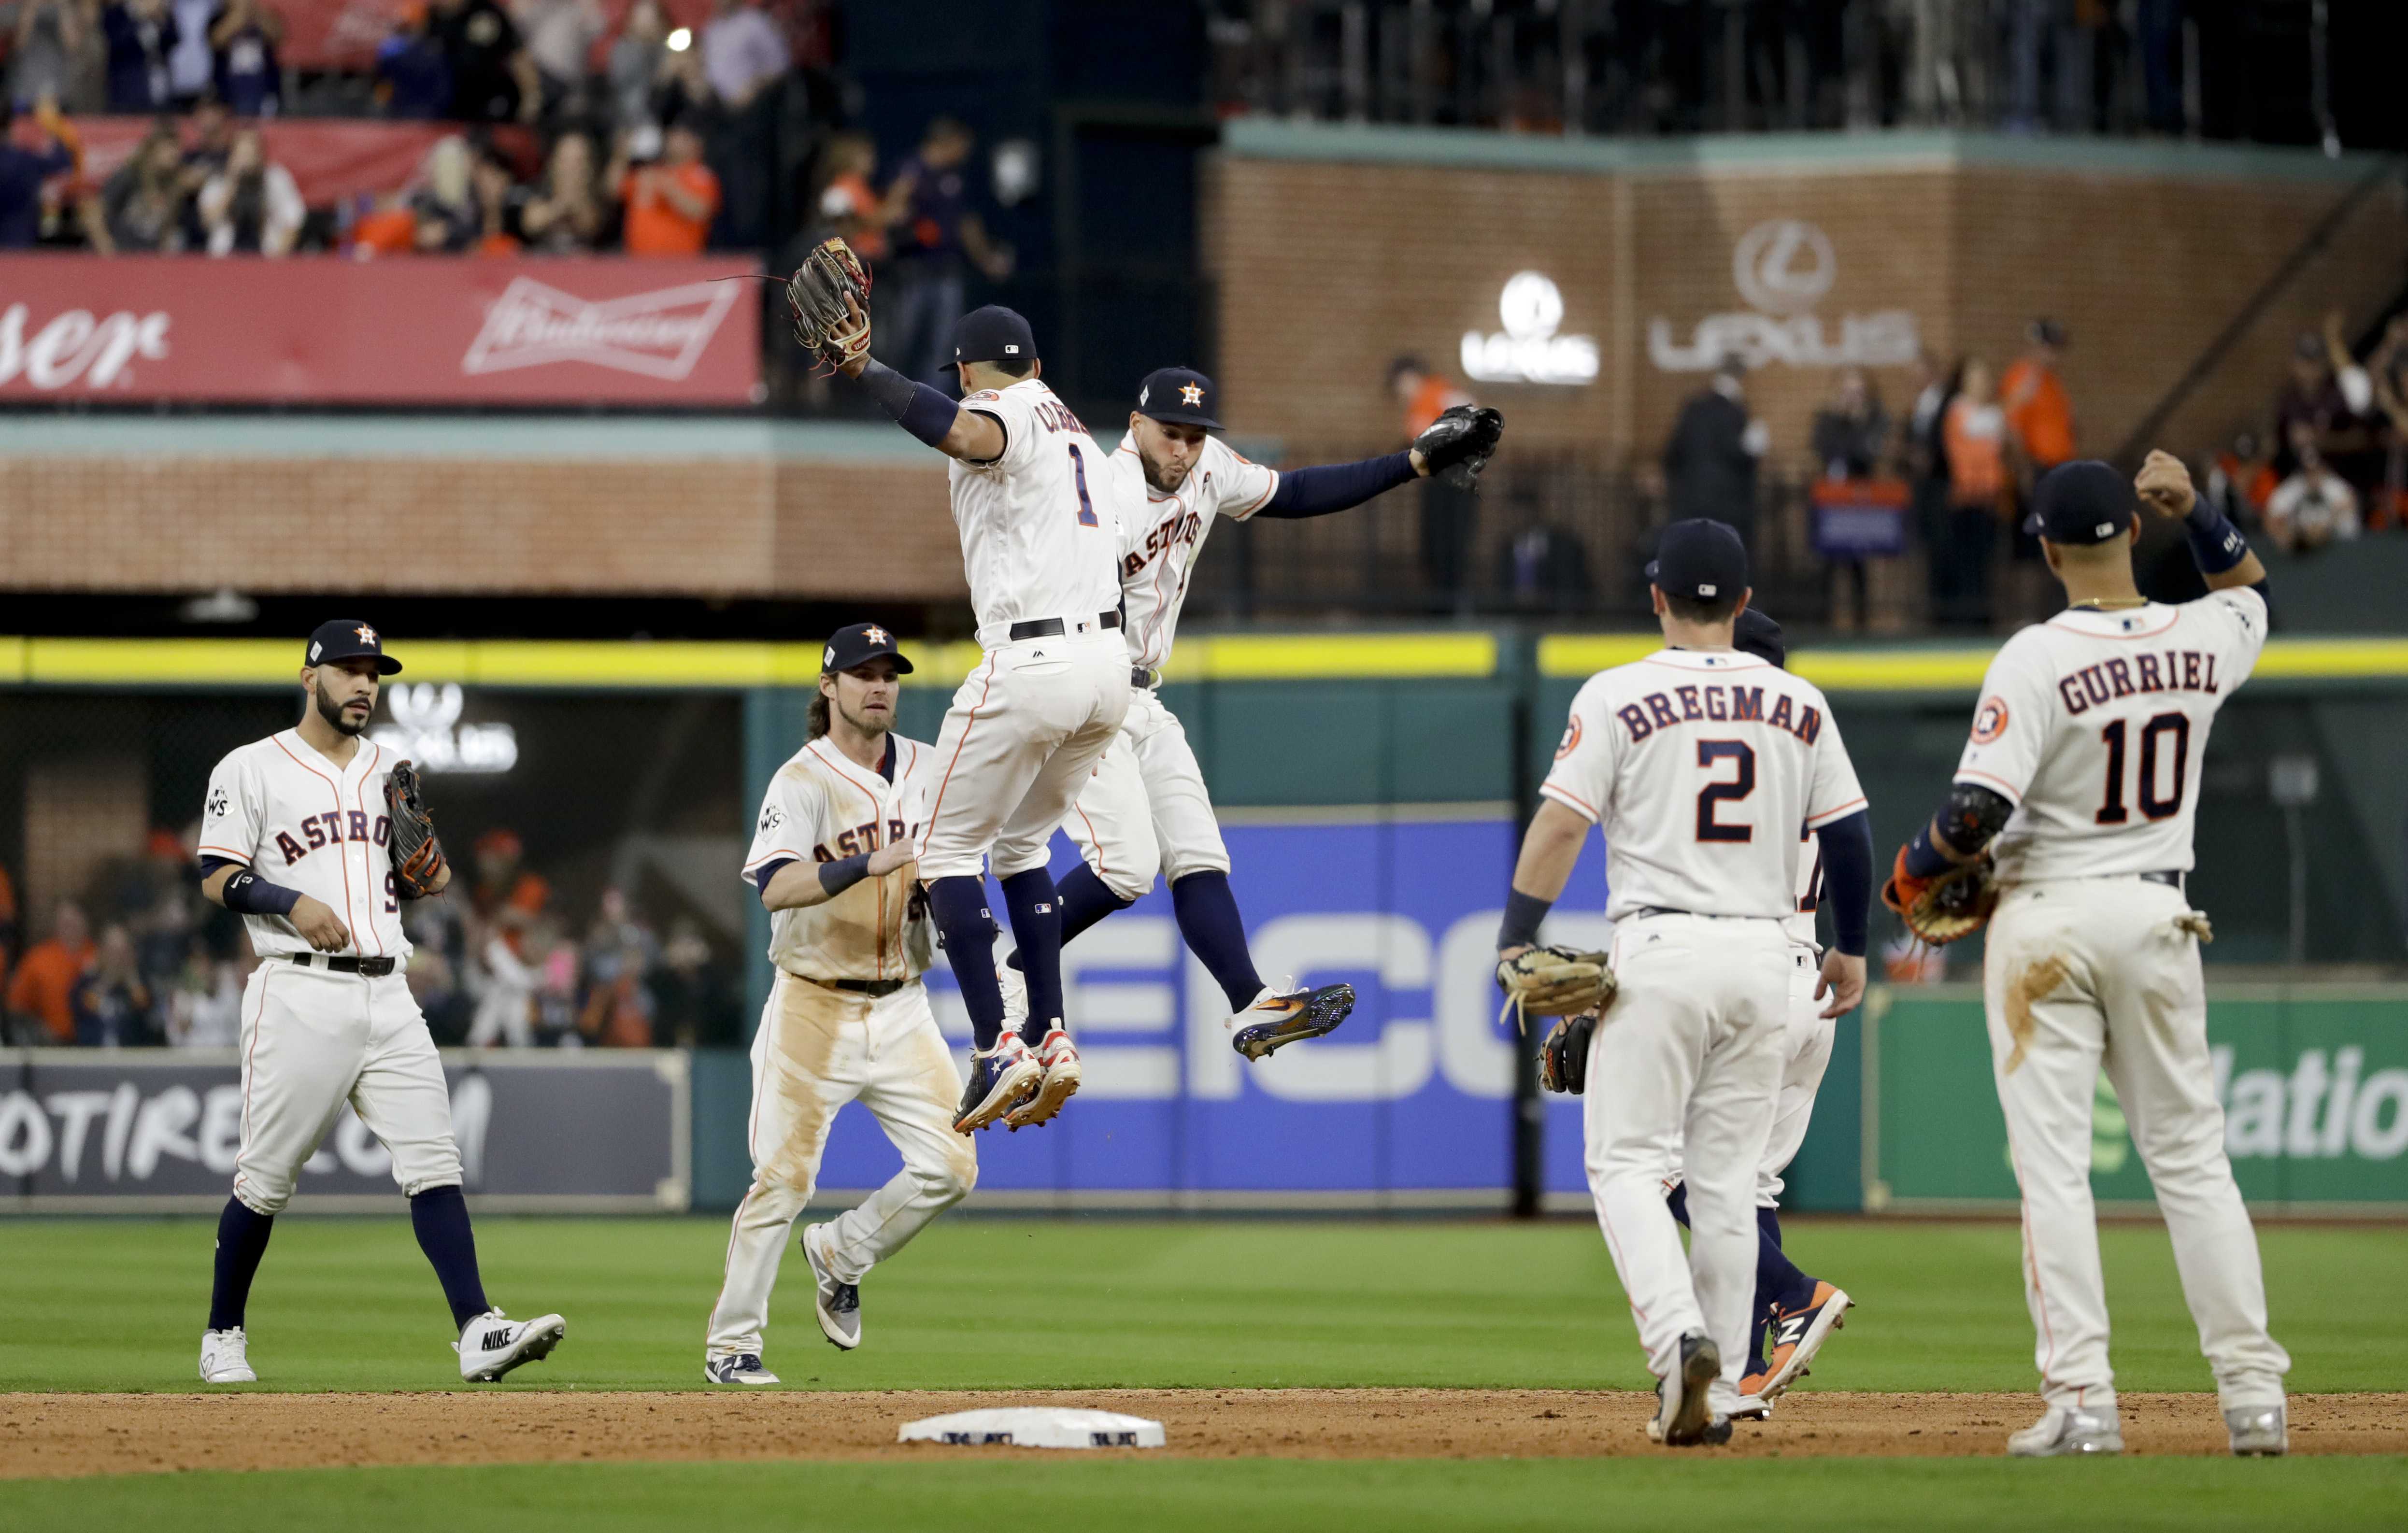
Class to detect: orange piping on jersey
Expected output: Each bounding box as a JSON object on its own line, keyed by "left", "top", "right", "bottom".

{"left": 197, "top": 846, "right": 251, "bottom": 863}
{"left": 1072, "top": 799, "right": 1110, "bottom": 877}
{"left": 2044, "top": 611, "right": 2181, "bottom": 641}
{"left": 807, "top": 738, "right": 897, "bottom": 978}
{"left": 231, "top": 962, "right": 273, "bottom": 1205}
{"left": 271, "top": 732, "right": 359, "bottom": 957}
{"left": 1235, "top": 468, "right": 1279, "bottom": 519}
{"left": 1539, "top": 782, "right": 1601, "bottom": 821}
{"left": 1804, "top": 795, "right": 1868, "bottom": 829}
{"left": 350, "top": 743, "right": 385, "bottom": 958}
{"left": 922, "top": 654, "right": 999, "bottom": 864}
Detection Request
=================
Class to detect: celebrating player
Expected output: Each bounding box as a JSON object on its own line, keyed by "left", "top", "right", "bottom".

{"left": 1881, "top": 454, "right": 2290, "bottom": 1458}
{"left": 1497, "top": 522, "right": 1873, "bottom": 1447}
{"left": 989, "top": 366, "right": 1505, "bottom": 1058}
{"left": 193, "top": 620, "right": 565, "bottom": 1385}
{"left": 789, "top": 241, "right": 1132, "bottom": 1135}
{"left": 706, "top": 624, "right": 977, "bottom": 1382}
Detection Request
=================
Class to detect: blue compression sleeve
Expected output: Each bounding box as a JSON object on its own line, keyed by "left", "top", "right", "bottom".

{"left": 855, "top": 359, "right": 960, "bottom": 450}
{"left": 1817, "top": 809, "right": 1874, "bottom": 957}
{"left": 750, "top": 857, "right": 795, "bottom": 895}
{"left": 2183, "top": 493, "right": 2251, "bottom": 577}
{"left": 817, "top": 853, "right": 872, "bottom": 899}
{"left": 1254, "top": 451, "right": 1418, "bottom": 519}
{"left": 219, "top": 868, "right": 301, "bottom": 918}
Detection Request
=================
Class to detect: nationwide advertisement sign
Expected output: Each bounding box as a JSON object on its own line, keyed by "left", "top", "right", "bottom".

{"left": 0, "top": 256, "right": 760, "bottom": 405}
{"left": 1873, "top": 990, "right": 2408, "bottom": 1211}
{"left": 0, "top": 1051, "right": 688, "bottom": 1212}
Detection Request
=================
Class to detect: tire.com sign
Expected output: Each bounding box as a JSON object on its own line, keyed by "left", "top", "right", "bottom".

{"left": 0, "top": 255, "right": 761, "bottom": 404}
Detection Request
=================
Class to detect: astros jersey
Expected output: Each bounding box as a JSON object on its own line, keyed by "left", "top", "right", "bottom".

{"left": 950, "top": 378, "right": 1125, "bottom": 649}
{"left": 742, "top": 734, "right": 934, "bottom": 984}
{"left": 1954, "top": 589, "right": 2266, "bottom": 882}
{"left": 198, "top": 732, "right": 413, "bottom": 962}
{"left": 1542, "top": 649, "right": 1866, "bottom": 922}
{"left": 1105, "top": 431, "right": 1278, "bottom": 671}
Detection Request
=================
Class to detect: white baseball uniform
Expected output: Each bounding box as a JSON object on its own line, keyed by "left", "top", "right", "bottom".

{"left": 920, "top": 378, "right": 1131, "bottom": 883}
{"left": 1958, "top": 590, "right": 2288, "bottom": 1415}
{"left": 198, "top": 731, "right": 459, "bottom": 1215}
{"left": 1030, "top": 431, "right": 1279, "bottom": 896}
{"left": 1542, "top": 648, "right": 1865, "bottom": 1409}
{"left": 708, "top": 732, "right": 977, "bottom": 1362}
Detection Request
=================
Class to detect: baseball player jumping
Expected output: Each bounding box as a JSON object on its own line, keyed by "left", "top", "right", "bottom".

{"left": 989, "top": 367, "right": 1505, "bottom": 1058}
{"left": 706, "top": 624, "right": 977, "bottom": 1383}
{"left": 1882, "top": 454, "right": 2290, "bottom": 1458}
{"left": 194, "top": 620, "right": 565, "bottom": 1385}
{"left": 1497, "top": 523, "right": 1872, "bottom": 1447}
{"left": 788, "top": 243, "right": 1131, "bottom": 1135}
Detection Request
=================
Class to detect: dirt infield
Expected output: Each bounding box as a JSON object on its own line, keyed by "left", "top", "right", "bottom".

{"left": 4, "top": 1391, "right": 2404, "bottom": 1478}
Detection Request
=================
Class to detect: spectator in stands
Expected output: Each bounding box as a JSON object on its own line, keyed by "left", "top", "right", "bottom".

{"left": 2274, "top": 320, "right": 2372, "bottom": 477}
{"left": 469, "top": 825, "right": 549, "bottom": 930}
{"left": 2002, "top": 318, "right": 2075, "bottom": 474}
{"left": 1935, "top": 356, "right": 2007, "bottom": 628}
{"left": 89, "top": 118, "right": 182, "bottom": 252}
{"left": 164, "top": 932, "right": 245, "bottom": 1048}
{"left": 604, "top": 0, "right": 675, "bottom": 136}
{"left": 1663, "top": 355, "right": 1769, "bottom": 547}
{"left": 0, "top": 99, "right": 75, "bottom": 249}
{"left": 512, "top": 128, "right": 605, "bottom": 251}
{"left": 882, "top": 116, "right": 1012, "bottom": 383}
{"left": 578, "top": 938, "right": 655, "bottom": 1047}
{"left": 698, "top": 0, "right": 784, "bottom": 110}
{"left": 100, "top": 0, "right": 178, "bottom": 112}
{"left": 469, "top": 142, "right": 517, "bottom": 252}
{"left": 0, "top": 859, "right": 18, "bottom": 971}
{"left": 409, "top": 132, "right": 482, "bottom": 251}
{"left": 375, "top": 2, "right": 452, "bottom": 119}
{"left": 645, "top": 916, "right": 731, "bottom": 1047}
{"left": 515, "top": 0, "right": 602, "bottom": 118}
{"left": 612, "top": 118, "right": 716, "bottom": 255}
{"left": 468, "top": 915, "right": 537, "bottom": 1046}
{"left": 2206, "top": 431, "right": 2277, "bottom": 531}
{"left": 430, "top": 0, "right": 540, "bottom": 123}
{"left": 5, "top": 901, "right": 94, "bottom": 1045}
{"left": 405, "top": 940, "right": 472, "bottom": 1046}
{"left": 165, "top": 0, "right": 212, "bottom": 104}
{"left": 2265, "top": 426, "right": 2361, "bottom": 553}
{"left": 811, "top": 131, "right": 895, "bottom": 260}
{"left": 196, "top": 125, "right": 302, "bottom": 254}
{"left": 70, "top": 923, "right": 157, "bottom": 1047}
{"left": 1812, "top": 366, "right": 1888, "bottom": 477}
{"left": 12, "top": 0, "right": 100, "bottom": 114}
{"left": 1388, "top": 354, "right": 1478, "bottom": 612}
{"left": 207, "top": 0, "right": 279, "bottom": 116}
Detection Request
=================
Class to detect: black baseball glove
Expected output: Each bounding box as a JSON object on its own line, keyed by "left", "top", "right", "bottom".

{"left": 385, "top": 760, "right": 448, "bottom": 900}
{"left": 1414, "top": 404, "right": 1505, "bottom": 490}
{"left": 1539, "top": 1010, "right": 1599, "bottom": 1094}
{"left": 784, "top": 236, "right": 873, "bottom": 370}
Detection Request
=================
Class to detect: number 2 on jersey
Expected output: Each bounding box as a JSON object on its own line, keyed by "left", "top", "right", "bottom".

{"left": 1696, "top": 740, "right": 1755, "bottom": 842}
{"left": 1068, "top": 444, "right": 1098, "bottom": 526}
{"left": 2095, "top": 710, "right": 2191, "bottom": 824}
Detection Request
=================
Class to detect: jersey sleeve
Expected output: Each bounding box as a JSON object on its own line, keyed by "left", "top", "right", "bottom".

{"left": 742, "top": 765, "right": 824, "bottom": 884}
{"left": 1206, "top": 438, "right": 1280, "bottom": 521}
{"left": 1803, "top": 700, "right": 1869, "bottom": 829}
{"left": 197, "top": 751, "right": 261, "bottom": 867}
{"left": 2197, "top": 585, "right": 2270, "bottom": 690}
{"left": 1537, "top": 680, "right": 1618, "bottom": 824}
{"left": 1953, "top": 636, "right": 2058, "bottom": 807}
{"left": 958, "top": 386, "right": 1040, "bottom": 473}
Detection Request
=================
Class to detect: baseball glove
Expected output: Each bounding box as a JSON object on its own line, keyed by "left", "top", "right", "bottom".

{"left": 1495, "top": 943, "right": 1616, "bottom": 1031}
{"left": 1415, "top": 404, "right": 1505, "bottom": 491}
{"left": 1881, "top": 846, "right": 1997, "bottom": 945}
{"left": 385, "top": 760, "right": 448, "bottom": 900}
{"left": 785, "top": 236, "right": 873, "bottom": 369}
{"left": 1539, "top": 1010, "right": 1599, "bottom": 1094}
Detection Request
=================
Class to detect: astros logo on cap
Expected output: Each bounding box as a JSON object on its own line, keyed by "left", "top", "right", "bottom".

{"left": 355, "top": 625, "right": 378, "bottom": 644}
{"left": 1179, "top": 383, "right": 1204, "bottom": 406}
{"left": 865, "top": 626, "right": 891, "bottom": 646}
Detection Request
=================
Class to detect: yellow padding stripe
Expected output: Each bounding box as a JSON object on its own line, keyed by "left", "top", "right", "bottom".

{"left": 1540, "top": 637, "right": 2408, "bottom": 689}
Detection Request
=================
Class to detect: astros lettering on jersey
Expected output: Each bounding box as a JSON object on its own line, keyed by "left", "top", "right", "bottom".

{"left": 743, "top": 735, "right": 933, "bottom": 983}
{"left": 949, "top": 379, "right": 1125, "bottom": 649}
{"left": 199, "top": 732, "right": 411, "bottom": 960}
{"left": 1104, "top": 431, "right": 1278, "bottom": 672}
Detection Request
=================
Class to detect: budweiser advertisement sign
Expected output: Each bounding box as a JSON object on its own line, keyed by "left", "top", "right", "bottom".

{"left": 0, "top": 255, "right": 761, "bottom": 404}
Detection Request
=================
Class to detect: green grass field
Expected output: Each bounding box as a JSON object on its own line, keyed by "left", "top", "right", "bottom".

{"left": 3, "top": 1215, "right": 2403, "bottom": 1529}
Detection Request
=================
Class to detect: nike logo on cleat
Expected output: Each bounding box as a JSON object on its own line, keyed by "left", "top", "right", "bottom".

{"left": 479, "top": 1330, "right": 513, "bottom": 1351}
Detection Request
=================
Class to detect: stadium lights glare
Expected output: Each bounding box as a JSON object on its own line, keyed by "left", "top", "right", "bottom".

{"left": 667, "top": 27, "right": 692, "bottom": 51}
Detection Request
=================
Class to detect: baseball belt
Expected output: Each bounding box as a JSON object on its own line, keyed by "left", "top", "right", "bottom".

{"left": 1131, "top": 666, "right": 1157, "bottom": 689}
{"left": 802, "top": 975, "right": 909, "bottom": 997}
{"left": 1008, "top": 611, "right": 1123, "bottom": 642}
{"left": 283, "top": 952, "right": 398, "bottom": 978}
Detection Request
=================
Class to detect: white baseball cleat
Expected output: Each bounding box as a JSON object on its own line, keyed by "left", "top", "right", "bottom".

{"left": 703, "top": 1352, "right": 781, "bottom": 1385}
{"left": 456, "top": 1309, "right": 566, "bottom": 1382}
{"left": 199, "top": 1327, "right": 256, "bottom": 1384}
{"left": 1645, "top": 1330, "right": 1733, "bottom": 1447}
{"left": 2007, "top": 1405, "right": 2123, "bottom": 1457}
{"left": 997, "top": 958, "right": 1030, "bottom": 1036}
{"left": 1752, "top": 1282, "right": 1852, "bottom": 1403}
{"left": 801, "top": 1222, "right": 863, "bottom": 1350}
{"left": 954, "top": 1034, "right": 1042, "bottom": 1133}
{"left": 2224, "top": 1403, "right": 2288, "bottom": 1457}
{"left": 1004, "top": 1027, "right": 1083, "bottom": 1130}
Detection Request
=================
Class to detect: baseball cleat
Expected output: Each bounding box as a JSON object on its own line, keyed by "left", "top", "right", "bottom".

{"left": 2007, "top": 1405, "right": 2123, "bottom": 1457}
{"left": 2224, "top": 1403, "right": 2288, "bottom": 1457}
{"left": 997, "top": 957, "right": 1030, "bottom": 1037}
{"left": 704, "top": 1352, "right": 780, "bottom": 1385}
{"left": 1005, "top": 1027, "right": 1083, "bottom": 1130}
{"left": 1646, "top": 1329, "right": 1726, "bottom": 1447}
{"left": 456, "top": 1309, "right": 566, "bottom": 1382}
{"left": 1728, "top": 1393, "right": 1773, "bottom": 1422}
{"left": 1753, "top": 1281, "right": 1851, "bottom": 1402}
{"left": 953, "top": 1034, "right": 1041, "bottom": 1134}
{"left": 800, "top": 1223, "right": 862, "bottom": 1350}
{"left": 199, "top": 1327, "right": 256, "bottom": 1384}
{"left": 1230, "top": 981, "right": 1357, "bottom": 1060}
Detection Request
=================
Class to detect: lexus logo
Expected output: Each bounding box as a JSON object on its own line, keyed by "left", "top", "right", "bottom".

{"left": 1731, "top": 220, "right": 1836, "bottom": 315}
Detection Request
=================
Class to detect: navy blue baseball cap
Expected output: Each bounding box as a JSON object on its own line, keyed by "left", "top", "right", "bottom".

{"left": 306, "top": 618, "right": 402, "bottom": 675}
{"left": 1645, "top": 519, "right": 1750, "bottom": 604}
{"left": 2027, "top": 460, "right": 2136, "bottom": 545}
{"left": 952, "top": 305, "right": 1038, "bottom": 367}
{"left": 1134, "top": 367, "right": 1221, "bottom": 430}
{"left": 1732, "top": 607, "right": 1786, "bottom": 668}
{"left": 822, "top": 622, "right": 912, "bottom": 675}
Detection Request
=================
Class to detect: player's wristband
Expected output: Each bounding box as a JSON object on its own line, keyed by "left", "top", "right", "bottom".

{"left": 2183, "top": 493, "right": 2250, "bottom": 576}
{"left": 818, "top": 853, "right": 873, "bottom": 899}
{"left": 221, "top": 869, "right": 301, "bottom": 918}
{"left": 1497, "top": 888, "right": 1553, "bottom": 951}
{"left": 855, "top": 359, "right": 958, "bottom": 450}
{"left": 1901, "top": 821, "right": 1954, "bottom": 880}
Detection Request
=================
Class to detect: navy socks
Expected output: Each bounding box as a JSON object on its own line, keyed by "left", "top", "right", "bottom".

{"left": 1007, "top": 865, "right": 1133, "bottom": 971}
{"left": 1171, "top": 871, "right": 1266, "bottom": 1013}
{"left": 410, "top": 1184, "right": 491, "bottom": 1332}
{"left": 998, "top": 867, "right": 1065, "bottom": 1045}
{"left": 206, "top": 1196, "right": 275, "bottom": 1332}
{"left": 1665, "top": 1185, "right": 1819, "bottom": 1372}
{"left": 929, "top": 875, "right": 1006, "bottom": 1050}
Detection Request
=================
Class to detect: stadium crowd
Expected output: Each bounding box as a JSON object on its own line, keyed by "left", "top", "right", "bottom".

{"left": 0, "top": 831, "right": 743, "bottom": 1050}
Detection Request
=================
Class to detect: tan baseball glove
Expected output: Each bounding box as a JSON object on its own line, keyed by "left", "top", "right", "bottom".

{"left": 1881, "top": 845, "right": 1998, "bottom": 945}
{"left": 1495, "top": 944, "right": 1616, "bottom": 1031}
{"left": 785, "top": 237, "right": 873, "bottom": 370}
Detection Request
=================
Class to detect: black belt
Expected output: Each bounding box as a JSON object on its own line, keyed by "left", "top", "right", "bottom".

{"left": 285, "top": 952, "right": 397, "bottom": 978}
{"left": 2139, "top": 870, "right": 2184, "bottom": 891}
{"left": 804, "top": 976, "right": 908, "bottom": 997}
{"left": 1131, "top": 666, "right": 1157, "bottom": 689}
{"left": 1008, "top": 611, "right": 1122, "bottom": 642}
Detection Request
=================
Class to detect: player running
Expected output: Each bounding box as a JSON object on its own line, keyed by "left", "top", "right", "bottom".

{"left": 193, "top": 620, "right": 564, "bottom": 1386}
{"left": 705, "top": 624, "right": 976, "bottom": 1383}
{"left": 792, "top": 241, "right": 1131, "bottom": 1136}
{"left": 1497, "top": 522, "right": 1873, "bottom": 1447}
{"left": 1881, "top": 454, "right": 2290, "bottom": 1458}
{"left": 989, "top": 366, "right": 1504, "bottom": 1058}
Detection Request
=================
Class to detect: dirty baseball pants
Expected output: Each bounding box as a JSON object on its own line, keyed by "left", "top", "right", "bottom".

{"left": 706, "top": 972, "right": 976, "bottom": 1360}
{"left": 1984, "top": 875, "right": 2290, "bottom": 1414}
{"left": 1054, "top": 686, "right": 1232, "bottom": 901}
{"left": 1585, "top": 912, "right": 1790, "bottom": 1413}
{"left": 232, "top": 959, "right": 461, "bottom": 1214}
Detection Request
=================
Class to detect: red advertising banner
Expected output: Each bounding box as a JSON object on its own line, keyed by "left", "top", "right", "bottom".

{"left": 0, "top": 255, "right": 763, "bottom": 404}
